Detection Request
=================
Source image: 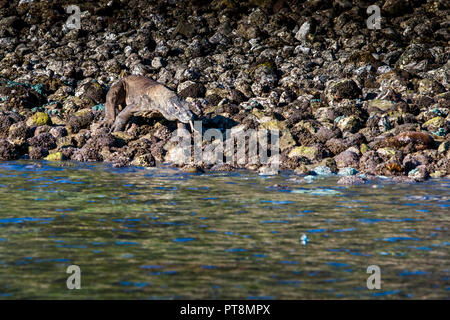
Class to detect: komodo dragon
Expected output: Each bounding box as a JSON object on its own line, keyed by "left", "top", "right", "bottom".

{"left": 102, "top": 75, "right": 195, "bottom": 132}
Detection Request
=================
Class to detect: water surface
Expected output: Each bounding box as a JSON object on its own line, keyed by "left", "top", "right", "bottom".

{"left": 0, "top": 161, "right": 448, "bottom": 299}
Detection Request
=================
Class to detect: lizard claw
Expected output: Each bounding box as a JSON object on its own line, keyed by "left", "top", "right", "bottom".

{"left": 189, "top": 120, "right": 195, "bottom": 132}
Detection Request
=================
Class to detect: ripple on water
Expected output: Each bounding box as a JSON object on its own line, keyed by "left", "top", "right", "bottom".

{"left": 399, "top": 270, "right": 430, "bottom": 276}
{"left": 225, "top": 248, "right": 247, "bottom": 253}
{"left": 326, "top": 262, "right": 350, "bottom": 268}
{"left": 141, "top": 265, "right": 163, "bottom": 269}
{"left": 173, "top": 238, "right": 195, "bottom": 242}
{"left": 0, "top": 217, "right": 54, "bottom": 224}
{"left": 380, "top": 237, "right": 420, "bottom": 242}
{"left": 290, "top": 188, "right": 341, "bottom": 195}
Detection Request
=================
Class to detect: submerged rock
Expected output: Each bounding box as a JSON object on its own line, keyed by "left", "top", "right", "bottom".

{"left": 337, "top": 175, "right": 367, "bottom": 185}
{"left": 338, "top": 167, "right": 359, "bottom": 176}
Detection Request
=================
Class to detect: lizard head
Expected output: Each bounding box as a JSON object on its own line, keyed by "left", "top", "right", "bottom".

{"left": 164, "top": 95, "right": 194, "bottom": 124}
{"left": 142, "top": 85, "right": 196, "bottom": 131}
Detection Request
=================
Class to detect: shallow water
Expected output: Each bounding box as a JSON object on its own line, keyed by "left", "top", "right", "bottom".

{"left": 0, "top": 160, "right": 448, "bottom": 299}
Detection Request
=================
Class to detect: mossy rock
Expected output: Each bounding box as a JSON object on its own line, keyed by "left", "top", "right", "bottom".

{"left": 288, "top": 146, "right": 319, "bottom": 160}
{"left": 423, "top": 116, "right": 446, "bottom": 131}
{"left": 336, "top": 115, "right": 361, "bottom": 133}
{"left": 112, "top": 131, "right": 134, "bottom": 142}
{"left": 377, "top": 147, "right": 397, "bottom": 157}
{"left": 360, "top": 143, "right": 369, "bottom": 154}
{"left": 26, "top": 112, "right": 51, "bottom": 126}
{"left": 367, "top": 99, "right": 396, "bottom": 113}
{"left": 279, "top": 130, "right": 296, "bottom": 152}
{"left": 249, "top": 60, "right": 277, "bottom": 78}
{"left": 430, "top": 170, "right": 445, "bottom": 178}
{"left": 260, "top": 120, "right": 286, "bottom": 131}
{"left": 45, "top": 152, "right": 64, "bottom": 161}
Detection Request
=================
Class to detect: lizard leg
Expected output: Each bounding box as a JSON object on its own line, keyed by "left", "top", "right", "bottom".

{"left": 103, "top": 80, "right": 126, "bottom": 128}
{"left": 110, "top": 103, "right": 139, "bottom": 132}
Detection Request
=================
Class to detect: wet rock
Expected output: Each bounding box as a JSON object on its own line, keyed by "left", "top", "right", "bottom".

{"left": 288, "top": 146, "right": 319, "bottom": 161}
{"left": 403, "top": 152, "right": 430, "bottom": 173}
{"left": 337, "top": 175, "right": 367, "bottom": 185}
{"left": 252, "top": 64, "right": 278, "bottom": 94}
{"left": 34, "top": 125, "right": 52, "bottom": 136}
{"left": 323, "top": 79, "right": 361, "bottom": 102}
{"left": 396, "top": 44, "right": 431, "bottom": 72}
{"left": 407, "top": 165, "right": 430, "bottom": 181}
{"left": 417, "top": 79, "right": 446, "bottom": 96}
{"left": 49, "top": 126, "right": 67, "bottom": 138}
{"left": 318, "top": 158, "right": 338, "bottom": 173}
{"left": 295, "top": 21, "right": 311, "bottom": 41}
{"left": 76, "top": 81, "right": 106, "bottom": 105}
{"left": 334, "top": 150, "right": 359, "bottom": 169}
{"left": 67, "top": 109, "right": 94, "bottom": 134}
{"left": 338, "top": 167, "right": 359, "bottom": 176}
{"left": 151, "top": 57, "right": 166, "bottom": 69}
{"left": 367, "top": 100, "right": 396, "bottom": 114}
{"left": 230, "top": 89, "right": 247, "bottom": 104}
{"left": 27, "top": 132, "right": 56, "bottom": 150}
{"left": 29, "top": 146, "right": 48, "bottom": 160}
{"left": 210, "top": 164, "right": 237, "bottom": 172}
{"left": 0, "top": 113, "right": 15, "bottom": 138}
{"left": 175, "top": 19, "right": 196, "bottom": 38}
{"left": 315, "top": 126, "right": 341, "bottom": 143}
{"left": 359, "top": 151, "right": 383, "bottom": 175}
{"left": 384, "top": 160, "right": 404, "bottom": 174}
{"left": 312, "top": 166, "right": 333, "bottom": 176}
{"left": 0, "top": 139, "right": 18, "bottom": 160}
{"left": 289, "top": 124, "right": 316, "bottom": 146}
{"left": 178, "top": 81, "right": 206, "bottom": 98}
{"left": 326, "top": 133, "right": 366, "bottom": 155}
{"left": 131, "top": 154, "right": 156, "bottom": 167}
{"left": 376, "top": 147, "right": 398, "bottom": 160}
{"left": 382, "top": 0, "right": 412, "bottom": 16}
{"left": 236, "top": 22, "right": 260, "bottom": 40}
{"left": 181, "top": 164, "right": 204, "bottom": 173}
{"left": 71, "top": 129, "right": 117, "bottom": 162}
{"left": 336, "top": 115, "right": 362, "bottom": 133}
{"left": 0, "top": 82, "right": 46, "bottom": 111}
{"left": 8, "top": 121, "right": 30, "bottom": 145}
{"left": 56, "top": 136, "right": 76, "bottom": 149}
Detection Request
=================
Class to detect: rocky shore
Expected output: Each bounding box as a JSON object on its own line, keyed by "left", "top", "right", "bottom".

{"left": 0, "top": 0, "right": 448, "bottom": 183}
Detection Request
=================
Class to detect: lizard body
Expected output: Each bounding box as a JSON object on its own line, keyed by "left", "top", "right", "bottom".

{"left": 103, "top": 75, "right": 194, "bottom": 132}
